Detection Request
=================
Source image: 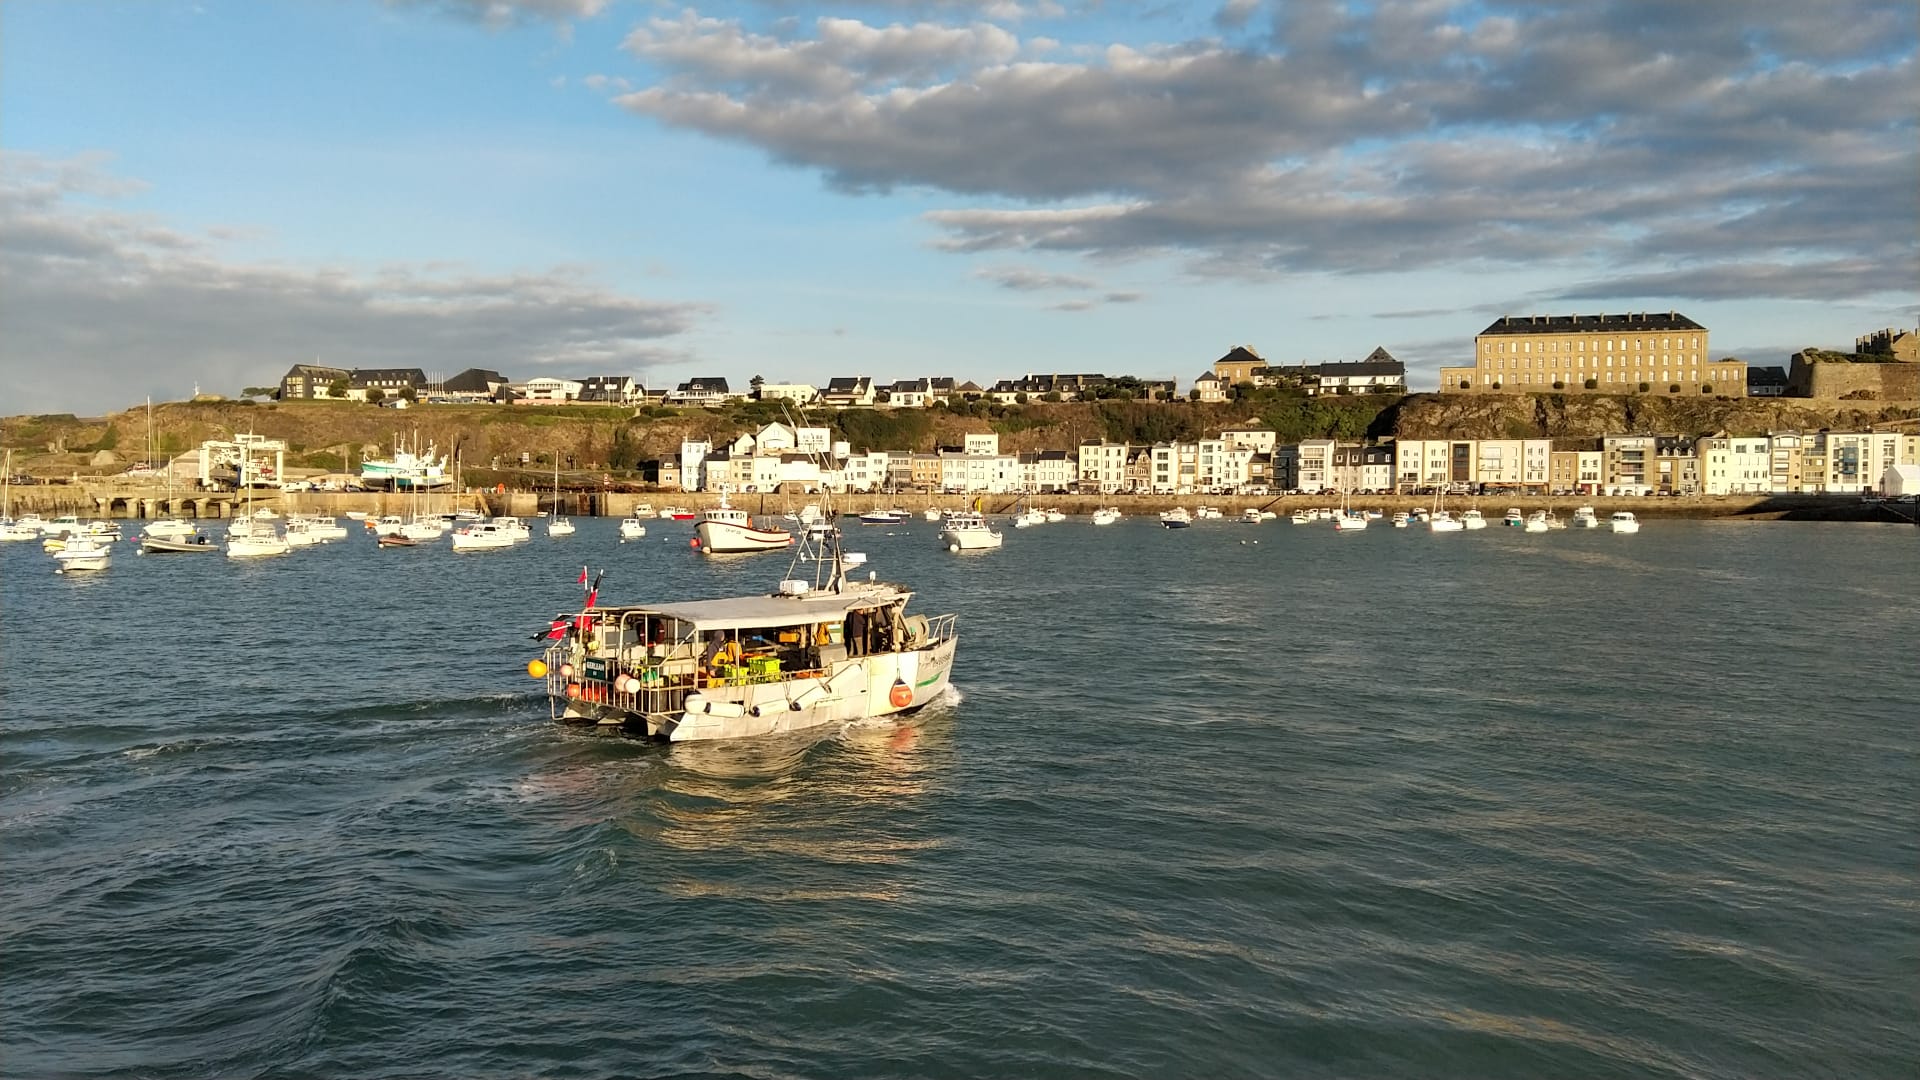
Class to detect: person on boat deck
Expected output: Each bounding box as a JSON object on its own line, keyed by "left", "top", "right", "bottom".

{"left": 700, "top": 632, "right": 740, "bottom": 669}
{"left": 844, "top": 609, "right": 867, "bottom": 657}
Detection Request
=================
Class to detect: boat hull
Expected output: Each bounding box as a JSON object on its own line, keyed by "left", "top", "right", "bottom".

{"left": 939, "top": 526, "right": 1002, "bottom": 550}
{"left": 227, "top": 537, "right": 290, "bottom": 558}
{"left": 695, "top": 520, "right": 794, "bottom": 553}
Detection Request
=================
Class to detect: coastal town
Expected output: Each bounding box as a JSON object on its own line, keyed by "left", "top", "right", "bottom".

{"left": 6, "top": 313, "right": 1919, "bottom": 517}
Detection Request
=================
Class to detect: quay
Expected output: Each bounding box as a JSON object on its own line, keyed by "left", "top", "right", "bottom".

{"left": 8, "top": 479, "right": 1911, "bottom": 525}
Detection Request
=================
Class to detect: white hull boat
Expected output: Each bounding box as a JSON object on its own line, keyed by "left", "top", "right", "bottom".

{"left": 452, "top": 523, "right": 518, "bottom": 551}
{"left": 923, "top": 508, "right": 942, "bottom": 521}
{"left": 1159, "top": 508, "right": 1193, "bottom": 529}
{"left": 144, "top": 518, "right": 198, "bottom": 540}
{"left": 141, "top": 534, "right": 217, "bottom": 553}
{"left": 1571, "top": 506, "right": 1601, "bottom": 528}
{"left": 1524, "top": 511, "right": 1550, "bottom": 533}
{"left": 695, "top": 519, "right": 795, "bottom": 553}
{"left": 1429, "top": 511, "right": 1465, "bottom": 532}
{"left": 1333, "top": 511, "right": 1369, "bottom": 531}
{"left": 547, "top": 517, "right": 576, "bottom": 537}
{"left": 53, "top": 537, "right": 113, "bottom": 572}
{"left": 619, "top": 518, "right": 649, "bottom": 541}
{"left": 228, "top": 534, "right": 291, "bottom": 558}
{"left": 695, "top": 498, "right": 794, "bottom": 553}
{"left": 1609, "top": 512, "right": 1641, "bottom": 534}
{"left": 939, "top": 513, "right": 1002, "bottom": 551}
{"left": 1460, "top": 509, "right": 1488, "bottom": 530}
{"left": 1091, "top": 508, "right": 1122, "bottom": 525}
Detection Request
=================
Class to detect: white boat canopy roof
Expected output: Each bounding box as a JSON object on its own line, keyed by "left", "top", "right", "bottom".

{"left": 601, "top": 585, "right": 910, "bottom": 633}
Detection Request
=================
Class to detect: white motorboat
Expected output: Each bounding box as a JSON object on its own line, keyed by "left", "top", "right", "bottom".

{"left": 1333, "top": 510, "right": 1369, "bottom": 531}
{"left": 1195, "top": 506, "right": 1224, "bottom": 520}
{"left": 488, "top": 517, "right": 532, "bottom": 542}
{"left": 1503, "top": 507, "right": 1525, "bottom": 527}
{"left": 922, "top": 507, "right": 942, "bottom": 521}
{"left": 1091, "top": 507, "right": 1122, "bottom": 526}
{"left": 1240, "top": 508, "right": 1264, "bottom": 524}
{"left": 1571, "top": 505, "right": 1601, "bottom": 528}
{"left": 1524, "top": 510, "right": 1550, "bottom": 533}
{"left": 227, "top": 532, "right": 291, "bottom": 558}
{"left": 284, "top": 519, "right": 327, "bottom": 547}
{"left": 52, "top": 535, "right": 113, "bottom": 572}
{"left": 1391, "top": 511, "right": 1410, "bottom": 528}
{"left": 1608, "top": 511, "right": 1641, "bottom": 534}
{"left": 1159, "top": 508, "right": 1193, "bottom": 529}
{"left": 1545, "top": 511, "right": 1568, "bottom": 530}
{"left": 939, "top": 512, "right": 1003, "bottom": 550}
{"left": 1460, "top": 509, "right": 1488, "bottom": 530}
{"left": 695, "top": 497, "right": 795, "bottom": 554}
{"left": 660, "top": 507, "right": 696, "bottom": 521}
{"left": 619, "top": 518, "right": 649, "bottom": 541}
{"left": 452, "top": 521, "right": 518, "bottom": 551}
{"left": 537, "top": 527, "right": 957, "bottom": 742}
{"left": 1289, "top": 510, "right": 1315, "bottom": 524}
{"left": 301, "top": 516, "right": 349, "bottom": 541}
{"left": 0, "top": 519, "right": 39, "bottom": 542}
{"left": 860, "top": 508, "right": 910, "bottom": 526}
{"left": 40, "top": 515, "right": 83, "bottom": 536}
{"left": 1429, "top": 510, "right": 1465, "bottom": 532}
{"left": 1043, "top": 509, "right": 1066, "bottom": 523}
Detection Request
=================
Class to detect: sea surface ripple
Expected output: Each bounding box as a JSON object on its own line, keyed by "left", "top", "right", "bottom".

{"left": 2, "top": 517, "right": 1916, "bottom": 1078}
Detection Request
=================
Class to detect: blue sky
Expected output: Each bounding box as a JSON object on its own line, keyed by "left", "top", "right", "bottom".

{"left": 3, "top": 0, "right": 1915, "bottom": 414}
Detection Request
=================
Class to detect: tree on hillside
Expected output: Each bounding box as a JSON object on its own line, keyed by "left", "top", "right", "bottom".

{"left": 241, "top": 386, "right": 277, "bottom": 400}
{"left": 749, "top": 374, "right": 765, "bottom": 399}
{"left": 398, "top": 385, "right": 416, "bottom": 402}
{"left": 327, "top": 377, "right": 349, "bottom": 399}
{"left": 366, "top": 388, "right": 386, "bottom": 404}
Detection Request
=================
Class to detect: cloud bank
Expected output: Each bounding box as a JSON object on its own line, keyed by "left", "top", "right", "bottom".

{"left": 610, "top": 0, "right": 1919, "bottom": 302}
{"left": 0, "top": 153, "right": 705, "bottom": 415}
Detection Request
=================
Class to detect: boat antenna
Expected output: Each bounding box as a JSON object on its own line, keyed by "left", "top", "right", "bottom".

{"left": 778, "top": 401, "right": 845, "bottom": 593}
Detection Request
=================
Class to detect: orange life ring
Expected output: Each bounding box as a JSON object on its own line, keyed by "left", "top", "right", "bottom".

{"left": 888, "top": 681, "right": 913, "bottom": 708}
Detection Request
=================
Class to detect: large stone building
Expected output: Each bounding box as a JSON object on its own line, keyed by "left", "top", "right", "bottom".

{"left": 1440, "top": 312, "right": 1745, "bottom": 396}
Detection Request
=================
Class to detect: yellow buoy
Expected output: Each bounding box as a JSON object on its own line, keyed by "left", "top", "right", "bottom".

{"left": 527, "top": 658, "right": 549, "bottom": 679}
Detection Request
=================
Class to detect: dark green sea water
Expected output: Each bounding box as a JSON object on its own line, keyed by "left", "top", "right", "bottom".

{"left": 3, "top": 517, "right": 1915, "bottom": 1078}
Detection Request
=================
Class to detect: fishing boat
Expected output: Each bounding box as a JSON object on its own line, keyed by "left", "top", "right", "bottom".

{"left": 660, "top": 507, "right": 696, "bottom": 521}
{"left": 1571, "top": 505, "right": 1601, "bottom": 528}
{"left": 1159, "top": 508, "right": 1193, "bottom": 529}
{"left": 52, "top": 534, "right": 112, "bottom": 573}
{"left": 1608, "top": 511, "right": 1642, "bottom": 534}
{"left": 618, "top": 517, "right": 649, "bottom": 541}
{"left": 938, "top": 511, "right": 1002, "bottom": 551}
{"left": 535, "top": 512, "right": 957, "bottom": 742}
{"left": 694, "top": 494, "right": 795, "bottom": 554}
{"left": 359, "top": 435, "right": 452, "bottom": 490}
{"left": 1503, "top": 507, "right": 1525, "bottom": 527}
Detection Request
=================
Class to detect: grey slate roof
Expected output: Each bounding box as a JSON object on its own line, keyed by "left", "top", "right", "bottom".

{"left": 1478, "top": 312, "right": 1705, "bottom": 336}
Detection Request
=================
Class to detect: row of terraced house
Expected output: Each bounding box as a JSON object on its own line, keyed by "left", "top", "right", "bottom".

{"left": 660, "top": 423, "right": 1920, "bottom": 498}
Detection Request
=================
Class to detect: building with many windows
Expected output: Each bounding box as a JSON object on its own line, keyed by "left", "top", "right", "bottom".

{"left": 1441, "top": 312, "right": 1744, "bottom": 396}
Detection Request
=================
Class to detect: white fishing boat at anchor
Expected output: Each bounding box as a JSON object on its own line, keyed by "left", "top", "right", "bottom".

{"left": 535, "top": 513, "right": 957, "bottom": 742}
